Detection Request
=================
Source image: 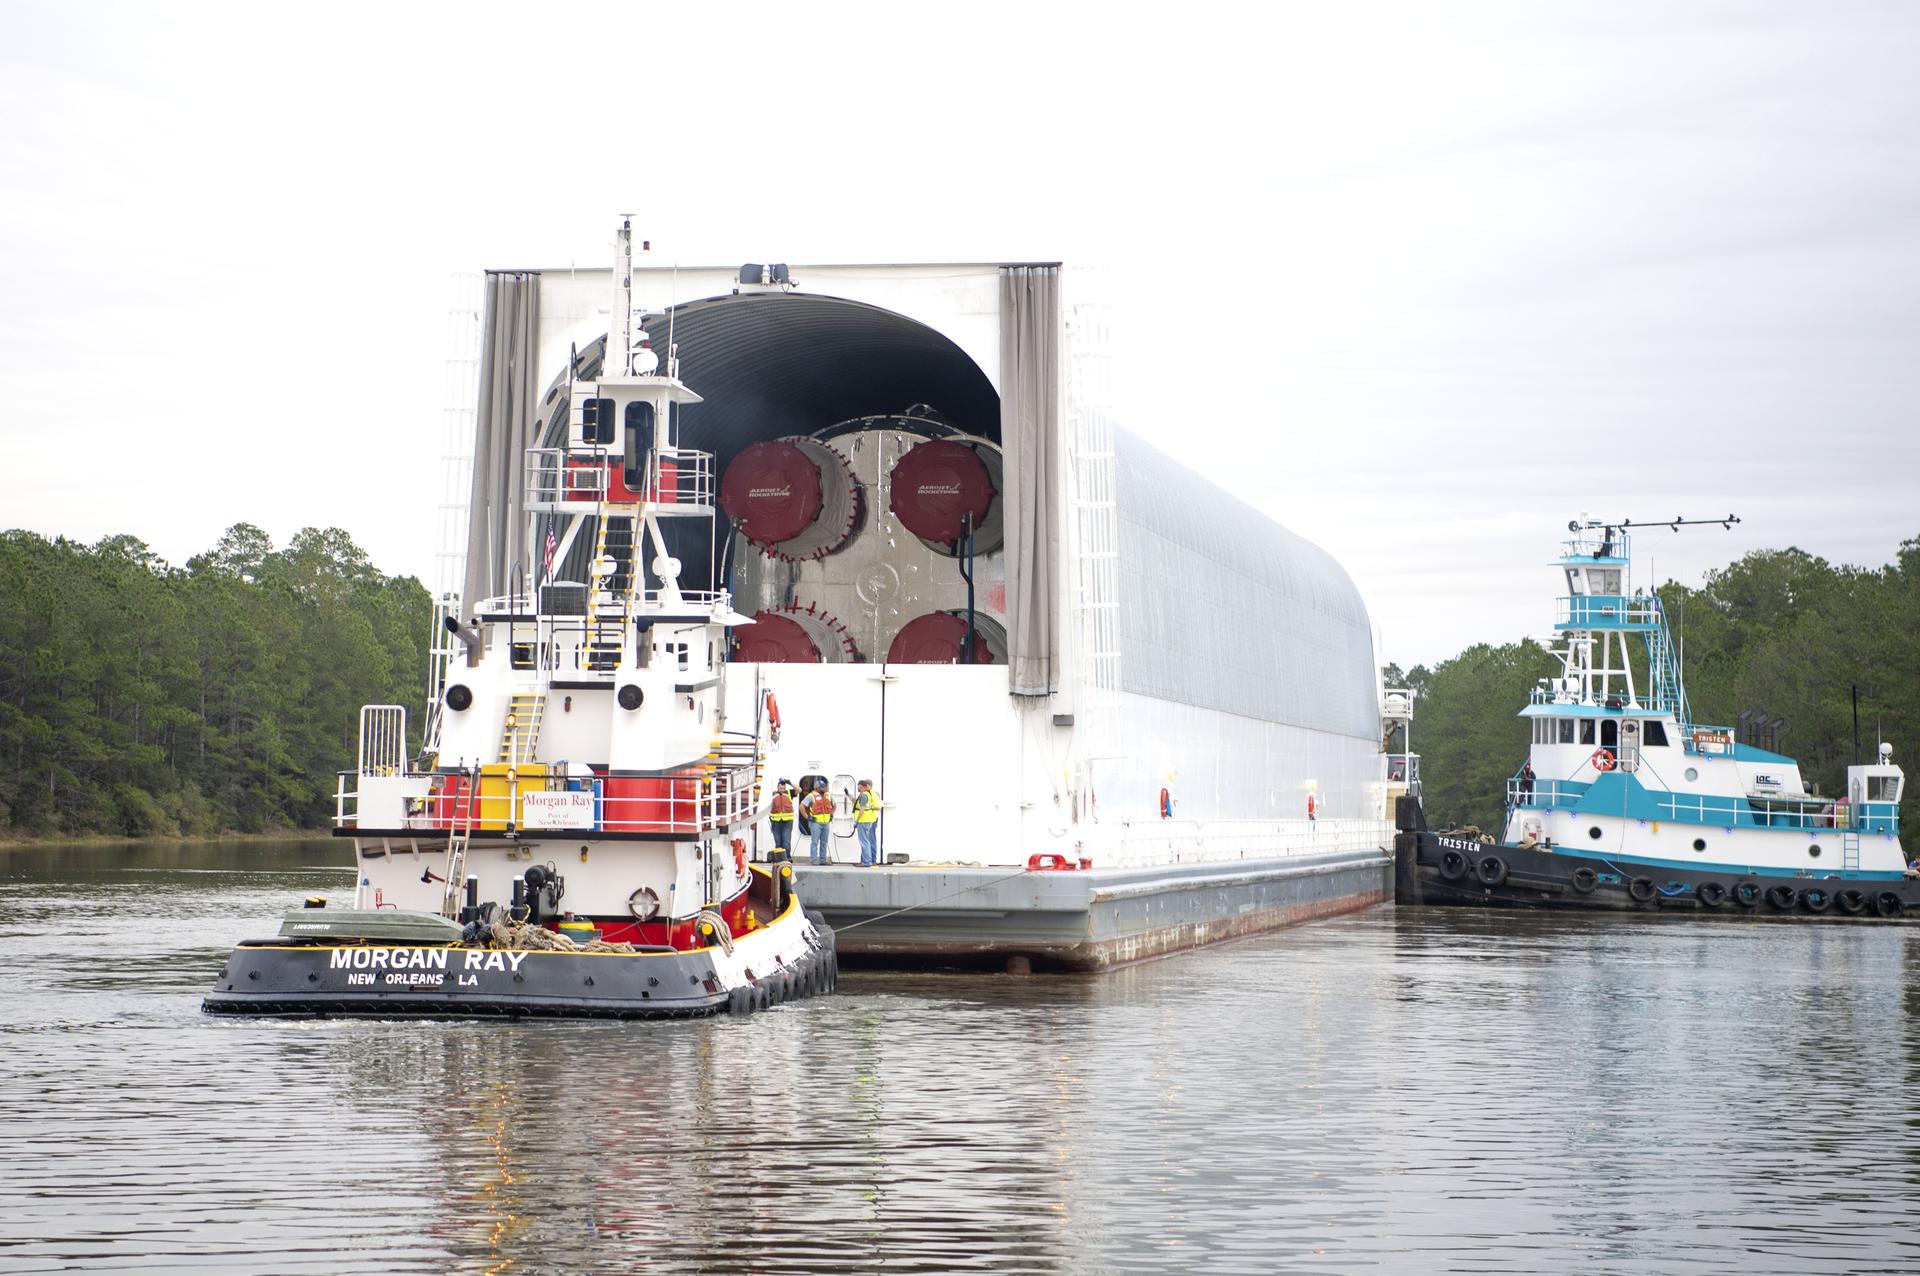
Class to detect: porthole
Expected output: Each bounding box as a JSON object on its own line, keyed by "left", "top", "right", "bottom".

{"left": 1692, "top": 838, "right": 1707, "bottom": 852}
{"left": 617, "top": 684, "right": 644, "bottom": 711}
{"left": 1809, "top": 844, "right": 1822, "bottom": 859}
{"left": 1588, "top": 826, "right": 1603, "bottom": 840}
{"left": 1684, "top": 767, "right": 1699, "bottom": 783}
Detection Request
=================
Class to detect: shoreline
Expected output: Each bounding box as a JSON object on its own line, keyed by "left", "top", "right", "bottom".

{"left": 0, "top": 829, "right": 334, "bottom": 852}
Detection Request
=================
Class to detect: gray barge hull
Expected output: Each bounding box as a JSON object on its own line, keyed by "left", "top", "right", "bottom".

{"left": 793, "top": 849, "right": 1389, "bottom": 970}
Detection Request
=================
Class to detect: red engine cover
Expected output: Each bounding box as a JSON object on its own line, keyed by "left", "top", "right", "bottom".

{"left": 887, "top": 440, "right": 994, "bottom": 542}
{"left": 733, "top": 613, "right": 822, "bottom": 663}
{"left": 719, "top": 442, "right": 824, "bottom": 545}
{"left": 887, "top": 613, "right": 991, "bottom": 665}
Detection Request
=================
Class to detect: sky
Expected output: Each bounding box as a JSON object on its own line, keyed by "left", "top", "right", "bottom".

{"left": 2, "top": 1, "right": 1917, "bottom": 666}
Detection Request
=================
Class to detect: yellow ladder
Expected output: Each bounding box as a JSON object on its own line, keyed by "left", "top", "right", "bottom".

{"left": 499, "top": 693, "right": 546, "bottom": 764}
{"left": 440, "top": 767, "right": 478, "bottom": 918}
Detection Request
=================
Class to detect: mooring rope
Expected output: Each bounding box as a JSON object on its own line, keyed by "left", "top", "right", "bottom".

{"left": 831, "top": 867, "right": 1034, "bottom": 934}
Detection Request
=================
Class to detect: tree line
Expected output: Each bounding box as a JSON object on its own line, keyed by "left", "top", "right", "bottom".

{"left": 1387, "top": 536, "right": 1920, "bottom": 836}
{"left": 0, "top": 525, "right": 429, "bottom": 838}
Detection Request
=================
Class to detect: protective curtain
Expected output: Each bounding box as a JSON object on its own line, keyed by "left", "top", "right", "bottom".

{"left": 1000, "top": 265, "right": 1060, "bottom": 697}
{"left": 461, "top": 271, "right": 542, "bottom": 617}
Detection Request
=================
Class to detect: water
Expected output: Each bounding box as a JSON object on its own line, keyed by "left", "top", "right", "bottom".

{"left": 1, "top": 841, "right": 1916, "bottom": 1274}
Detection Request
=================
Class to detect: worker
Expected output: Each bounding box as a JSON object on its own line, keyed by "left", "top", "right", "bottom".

{"left": 1306, "top": 791, "right": 1317, "bottom": 825}
{"left": 806, "top": 780, "right": 835, "bottom": 865}
{"left": 768, "top": 779, "right": 795, "bottom": 863}
{"left": 853, "top": 779, "right": 882, "bottom": 866}
{"left": 1518, "top": 760, "right": 1535, "bottom": 802}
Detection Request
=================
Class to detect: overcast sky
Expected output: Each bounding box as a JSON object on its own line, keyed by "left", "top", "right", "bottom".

{"left": 3, "top": 1, "right": 1916, "bottom": 666}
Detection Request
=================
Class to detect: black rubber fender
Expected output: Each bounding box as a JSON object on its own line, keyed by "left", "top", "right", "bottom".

{"left": 1836, "top": 889, "right": 1867, "bottom": 915}
{"left": 1803, "top": 887, "right": 1833, "bottom": 914}
{"left": 1475, "top": 855, "right": 1508, "bottom": 887}
{"left": 1732, "top": 879, "right": 1763, "bottom": 908}
{"left": 1570, "top": 866, "right": 1598, "bottom": 894}
{"left": 1766, "top": 884, "right": 1798, "bottom": 911}
{"left": 1873, "top": 891, "right": 1903, "bottom": 919}
{"left": 1628, "top": 877, "right": 1657, "bottom": 903}
{"left": 1438, "top": 850, "right": 1471, "bottom": 882}
{"left": 728, "top": 985, "right": 754, "bottom": 1016}
{"left": 1696, "top": 881, "right": 1727, "bottom": 908}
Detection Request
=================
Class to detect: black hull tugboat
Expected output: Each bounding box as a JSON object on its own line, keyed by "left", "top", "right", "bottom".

{"left": 1395, "top": 517, "right": 1913, "bottom": 923}
{"left": 205, "top": 220, "right": 836, "bottom": 1018}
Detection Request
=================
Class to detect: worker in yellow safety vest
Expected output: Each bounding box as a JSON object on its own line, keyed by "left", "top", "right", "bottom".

{"left": 805, "top": 780, "right": 836, "bottom": 864}
{"left": 853, "top": 779, "right": 882, "bottom": 866}
{"left": 768, "top": 780, "right": 796, "bottom": 862}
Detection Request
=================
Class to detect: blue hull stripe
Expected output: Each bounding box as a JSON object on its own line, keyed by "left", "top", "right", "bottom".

{"left": 1547, "top": 844, "right": 1903, "bottom": 882}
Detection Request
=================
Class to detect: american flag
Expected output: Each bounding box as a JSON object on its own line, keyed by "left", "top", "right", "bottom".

{"left": 542, "top": 527, "right": 557, "bottom": 580}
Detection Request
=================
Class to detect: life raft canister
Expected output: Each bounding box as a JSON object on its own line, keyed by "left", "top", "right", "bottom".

{"left": 1592, "top": 748, "right": 1616, "bottom": 772}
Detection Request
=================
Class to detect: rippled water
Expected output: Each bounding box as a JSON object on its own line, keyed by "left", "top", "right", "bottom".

{"left": 1, "top": 841, "right": 1916, "bottom": 1274}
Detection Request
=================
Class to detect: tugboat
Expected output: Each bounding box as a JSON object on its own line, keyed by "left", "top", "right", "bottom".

{"left": 1396, "top": 517, "right": 1913, "bottom": 920}
{"left": 204, "top": 221, "right": 837, "bottom": 1017}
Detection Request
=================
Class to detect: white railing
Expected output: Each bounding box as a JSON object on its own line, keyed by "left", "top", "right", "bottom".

{"left": 357, "top": 705, "right": 408, "bottom": 776}
{"left": 333, "top": 762, "right": 760, "bottom": 835}
{"left": 524, "top": 447, "right": 715, "bottom": 511}
{"left": 1066, "top": 278, "right": 1121, "bottom": 763}
{"left": 1106, "top": 816, "right": 1392, "bottom": 870}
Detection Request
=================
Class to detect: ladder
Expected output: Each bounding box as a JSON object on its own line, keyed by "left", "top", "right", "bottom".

{"left": 439, "top": 767, "right": 478, "bottom": 917}
{"left": 585, "top": 505, "right": 639, "bottom": 670}
{"left": 1842, "top": 829, "right": 1861, "bottom": 872}
{"left": 499, "top": 693, "right": 546, "bottom": 764}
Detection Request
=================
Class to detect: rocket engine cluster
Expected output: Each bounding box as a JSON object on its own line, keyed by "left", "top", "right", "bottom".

{"left": 718, "top": 415, "right": 1007, "bottom": 665}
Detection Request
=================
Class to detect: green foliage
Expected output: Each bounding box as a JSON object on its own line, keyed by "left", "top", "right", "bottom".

{"left": 1396, "top": 642, "right": 1558, "bottom": 832}
{"left": 0, "top": 526, "right": 429, "bottom": 838}
{"left": 1392, "top": 536, "right": 1920, "bottom": 836}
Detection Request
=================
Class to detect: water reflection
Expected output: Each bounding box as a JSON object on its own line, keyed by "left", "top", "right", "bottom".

{"left": 0, "top": 842, "right": 1915, "bottom": 1273}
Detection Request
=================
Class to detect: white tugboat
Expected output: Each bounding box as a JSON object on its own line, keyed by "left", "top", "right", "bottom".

{"left": 1396, "top": 517, "right": 1913, "bottom": 920}
{"left": 205, "top": 222, "right": 836, "bottom": 1017}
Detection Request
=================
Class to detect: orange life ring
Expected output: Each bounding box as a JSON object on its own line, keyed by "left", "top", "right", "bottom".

{"left": 1592, "top": 748, "right": 1616, "bottom": 772}
{"left": 765, "top": 691, "right": 782, "bottom": 744}
{"left": 732, "top": 837, "right": 747, "bottom": 875}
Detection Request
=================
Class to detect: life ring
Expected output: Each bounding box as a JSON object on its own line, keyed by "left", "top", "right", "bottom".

{"left": 1697, "top": 880, "right": 1727, "bottom": 908}
{"left": 1591, "top": 748, "right": 1616, "bottom": 773}
{"left": 1803, "top": 887, "right": 1832, "bottom": 914}
{"left": 1836, "top": 889, "right": 1867, "bottom": 915}
{"left": 1475, "top": 855, "right": 1508, "bottom": 887}
{"left": 764, "top": 691, "right": 782, "bottom": 744}
{"left": 1765, "top": 884, "right": 1798, "bottom": 911}
{"left": 1628, "top": 876, "right": 1656, "bottom": 902}
{"left": 1873, "top": 891, "right": 1903, "bottom": 919}
{"left": 732, "top": 836, "right": 748, "bottom": 876}
{"left": 1570, "top": 866, "right": 1598, "bottom": 894}
{"left": 1438, "top": 849, "right": 1471, "bottom": 881}
{"left": 1732, "top": 879, "right": 1762, "bottom": 908}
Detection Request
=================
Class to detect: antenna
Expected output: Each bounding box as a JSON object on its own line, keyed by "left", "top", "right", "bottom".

{"left": 1617, "top": 514, "right": 1741, "bottom": 534}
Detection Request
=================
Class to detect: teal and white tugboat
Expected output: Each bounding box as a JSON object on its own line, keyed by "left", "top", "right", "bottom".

{"left": 1396, "top": 517, "right": 1913, "bottom": 919}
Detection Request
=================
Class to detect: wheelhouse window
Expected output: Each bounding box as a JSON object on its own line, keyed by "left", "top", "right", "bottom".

{"left": 1643, "top": 720, "right": 1669, "bottom": 747}
{"left": 1558, "top": 719, "right": 1575, "bottom": 744}
{"left": 1579, "top": 720, "right": 1596, "bottom": 745}
{"left": 1868, "top": 776, "right": 1902, "bottom": 802}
